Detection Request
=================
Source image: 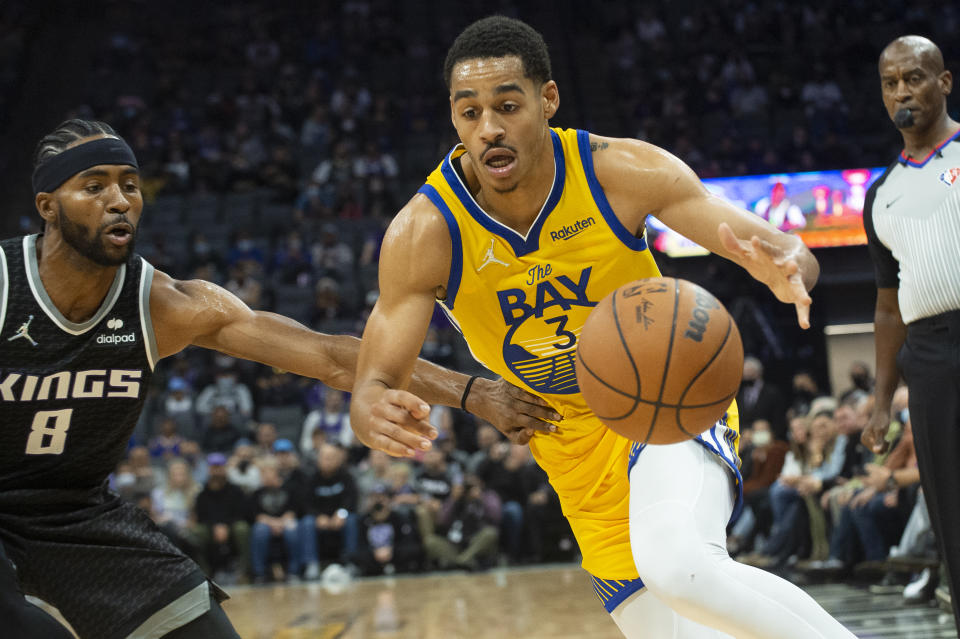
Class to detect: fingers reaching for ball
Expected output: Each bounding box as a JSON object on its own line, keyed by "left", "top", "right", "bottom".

{"left": 718, "top": 223, "right": 814, "bottom": 329}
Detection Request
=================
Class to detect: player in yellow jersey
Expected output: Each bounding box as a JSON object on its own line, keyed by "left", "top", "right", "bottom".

{"left": 352, "top": 16, "right": 856, "bottom": 639}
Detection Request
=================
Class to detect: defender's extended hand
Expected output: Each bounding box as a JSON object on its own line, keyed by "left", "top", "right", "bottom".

{"left": 467, "top": 377, "right": 562, "bottom": 445}
{"left": 718, "top": 223, "right": 813, "bottom": 329}
{"left": 355, "top": 389, "right": 437, "bottom": 458}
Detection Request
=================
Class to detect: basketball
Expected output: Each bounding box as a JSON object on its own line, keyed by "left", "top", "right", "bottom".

{"left": 574, "top": 277, "right": 743, "bottom": 444}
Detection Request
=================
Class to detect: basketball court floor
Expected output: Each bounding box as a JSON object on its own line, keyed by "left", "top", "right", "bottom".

{"left": 38, "top": 562, "right": 957, "bottom": 637}
{"left": 217, "top": 564, "right": 959, "bottom": 639}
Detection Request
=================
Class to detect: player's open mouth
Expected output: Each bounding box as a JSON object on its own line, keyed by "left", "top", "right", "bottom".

{"left": 484, "top": 151, "right": 516, "bottom": 178}
{"left": 105, "top": 223, "right": 134, "bottom": 247}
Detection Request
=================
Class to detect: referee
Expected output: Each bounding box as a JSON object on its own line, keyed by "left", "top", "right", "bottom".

{"left": 861, "top": 35, "right": 960, "bottom": 626}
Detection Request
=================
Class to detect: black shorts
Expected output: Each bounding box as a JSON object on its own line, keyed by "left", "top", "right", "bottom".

{"left": 0, "top": 487, "right": 227, "bottom": 639}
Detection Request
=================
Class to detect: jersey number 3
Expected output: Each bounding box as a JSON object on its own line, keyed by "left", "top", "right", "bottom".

{"left": 25, "top": 408, "right": 73, "bottom": 455}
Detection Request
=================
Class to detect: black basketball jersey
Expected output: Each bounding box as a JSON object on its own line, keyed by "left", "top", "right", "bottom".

{"left": 0, "top": 234, "right": 157, "bottom": 493}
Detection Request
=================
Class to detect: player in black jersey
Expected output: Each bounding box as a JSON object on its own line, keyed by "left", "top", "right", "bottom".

{"left": 0, "top": 119, "right": 561, "bottom": 639}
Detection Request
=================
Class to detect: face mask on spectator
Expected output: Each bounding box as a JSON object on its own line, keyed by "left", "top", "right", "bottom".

{"left": 899, "top": 408, "right": 909, "bottom": 425}
{"left": 752, "top": 430, "right": 772, "bottom": 447}
{"left": 115, "top": 472, "right": 136, "bottom": 488}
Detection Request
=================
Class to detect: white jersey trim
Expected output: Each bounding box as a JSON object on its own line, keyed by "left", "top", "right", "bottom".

{"left": 125, "top": 581, "right": 210, "bottom": 639}
{"left": 139, "top": 259, "right": 159, "bottom": 371}
{"left": 0, "top": 245, "right": 8, "bottom": 338}
{"left": 23, "top": 235, "right": 126, "bottom": 336}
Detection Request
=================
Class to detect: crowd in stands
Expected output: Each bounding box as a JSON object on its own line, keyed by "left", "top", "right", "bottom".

{"left": 731, "top": 357, "right": 939, "bottom": 604}
{"left": 118, "top": 361, "right": 573, "bottom": 585}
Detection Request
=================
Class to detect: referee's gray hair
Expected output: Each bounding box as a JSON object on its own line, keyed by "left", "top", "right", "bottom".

{"left": 33, "top": 119, "right": 119, "bottom": 170}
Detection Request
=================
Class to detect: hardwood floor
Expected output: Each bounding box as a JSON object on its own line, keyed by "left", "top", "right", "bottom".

{"left": 220, "top": 564, "right": 959, "bottom": 639}
{"left": 35, "top": 563, "right": 958, "bottom": 637}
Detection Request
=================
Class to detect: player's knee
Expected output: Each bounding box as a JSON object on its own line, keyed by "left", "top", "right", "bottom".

{"left": 632, "top": 517, "right": 714, "bottom": 607}
{"left": 639, "top": 554, "right": 714, "bottom": 609}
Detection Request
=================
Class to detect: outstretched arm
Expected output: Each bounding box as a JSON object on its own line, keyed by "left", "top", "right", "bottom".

{"left": 149, "top": 266, "right": 557, "bottom": 440}
{"left": 350, "top": 197, "right": 454, "bottom": 456}
{"left": 592, "top": 135, "right": 818, "bottom": 328}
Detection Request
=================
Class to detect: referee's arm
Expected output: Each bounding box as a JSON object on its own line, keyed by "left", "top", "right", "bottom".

{"left": 862, "top": 176, "right": 907, "bottom": 453}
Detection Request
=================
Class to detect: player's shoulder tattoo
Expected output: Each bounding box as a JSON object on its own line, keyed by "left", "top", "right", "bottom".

{"left": 590, "top": 140, "right": 609, "bottom": 153}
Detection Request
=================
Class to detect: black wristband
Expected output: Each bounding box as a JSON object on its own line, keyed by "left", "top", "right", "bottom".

{"left": 460, "top": 376, "right": 480, "bottom": 413}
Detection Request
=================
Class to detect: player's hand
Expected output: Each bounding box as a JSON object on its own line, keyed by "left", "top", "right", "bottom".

{"left": 718, "top": 223, "right": 813, "bottom": 329}
{"left": 861, "top": 409, "right": 892, "bottom": 455}
{"left": 354, "top": 389, "right": 436, "bottom": 458}
{"left": 466, "top": 377, "right": 562, "bottom": 445}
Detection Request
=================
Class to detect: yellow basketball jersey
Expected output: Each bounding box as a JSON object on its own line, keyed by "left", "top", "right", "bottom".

{"left": 419, "top": 128, "right": 740, "bottom": 581}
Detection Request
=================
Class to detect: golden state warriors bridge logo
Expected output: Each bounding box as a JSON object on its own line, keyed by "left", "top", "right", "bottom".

{"left": 496, "top": 266, "right": 596, "bottom": 394}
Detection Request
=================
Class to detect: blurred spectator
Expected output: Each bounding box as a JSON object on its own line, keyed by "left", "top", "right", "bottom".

{"left": 385, "top": 462, "right": 420, "bottom": 513}
{"left": 431, "top": 410, "right": 469, "bottom": 474}
{"left": 311, "top": 224, "right": 355, "bottom": 281}
{"left": 193, "top": 453, "right": 251, "bottom": 580}
{"left": 737, "top": 356, "right": 788, "bottom": 441}
{"left": 311, "top": 140, "right": 354, "bottom": 189}
{"left": 227, "top": 440, "right": 262, "bottom": 494}
{"left": 255, "top": 368, "right": 306, "bottom": 416}
{"left": 467, "top": 423, "right": 502, "bottom": 474}
{"left": 151, "top": 458, "right": 201, "bottom": 545}
{"left": 800, "top": 67, "right": 847, "bottom": 136}
{"left": 271, "top": 232, "right": 313, "bottom": 286}
{"left": 422, "top": 474, "right": 501, "bottom": 571}
{"left": 789, "top": 371, "right": 821, "bottom": 418}
{"left": 250, "top": 459, "right": 302, "bottom": 584}
{"left": 201, "top": 406, "right": 244, "bottom": 454}
{"left": 225, "top": 263, "right": 263, "bottom": 309}
{"left": 801, "top": 416, "right": 919, "bottom": 575}
{"left": 840, "top": 361, "right": 875, "bottom": 402}
{"left": 254, "top": 422, "right": 279, "bottom": 458}
{"left": 301, "top": 444, "right": 359, "bottom": 579}
{"left": 744, "top": 411, "right": 847, "bottom": 567}
{"left": 479, "top": 444, "right": 540, "bottom": 563}
{"left": 354, "top": 449, "right": 392, "bottom": 504}
{"left": 728, "top": 420, "right": 789, "bottom": 556}
{"left": 414, "top": 449, "right": 461, "bottom": 563}
{"left": 186, "top": 232, "right": 223, "bottom": 276}
{"left": 162, "top": 376, "right": 196, "bottom": 438}
{"left": 310, "top": 277, "right": 346, "bottom": 326}
{"left": 353, "top": 141, "right": 398, "bottom": 197}
{"left": 226, "top": 230, "right": 265, "bottom": 270}
{"left": 128, "top": 445, "right": 162, "bottom": 496}
{"left": 350, "top": 485, "right": 424, "bottom": 576}
{"left": 421, "top": 327, "right": 454, "bottom": 367}
{"left": 301, "top": 388, "right": 353, "bottom": 452}
{"left": 148, "top": 417, "right": 186, "bottom": 462}
{"left": 274, "top": 438, "right": 309, "bottom": 497}
{"left": 196, "top": 367, "right": 254, "bottom": 423}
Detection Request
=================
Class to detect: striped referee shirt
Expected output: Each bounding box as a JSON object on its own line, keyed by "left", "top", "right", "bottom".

{"left": 864, "top": 128, "right": 960, "bottom": 324}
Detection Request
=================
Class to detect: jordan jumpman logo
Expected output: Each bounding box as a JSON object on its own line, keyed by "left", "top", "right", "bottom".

{"left": 477, "top": 239, "right": 510, "bottom": 271}
{"left": 8, "top": 315, "right": 38, "bottom": 346}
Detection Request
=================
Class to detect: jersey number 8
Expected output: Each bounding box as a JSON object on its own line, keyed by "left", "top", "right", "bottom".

{"left": 25, "top": 408, "right": 73, "bottom": 455}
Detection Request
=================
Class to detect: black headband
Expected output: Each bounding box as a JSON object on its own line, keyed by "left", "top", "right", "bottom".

{"left": 32, "top": 137, "right": 139, "bottom": 194}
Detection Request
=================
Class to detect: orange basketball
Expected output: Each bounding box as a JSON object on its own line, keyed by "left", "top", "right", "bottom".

{"left": 574, "top": 277, "right": 743, "bottom": 444}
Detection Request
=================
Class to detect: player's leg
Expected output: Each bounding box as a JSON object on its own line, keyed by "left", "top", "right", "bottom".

{"left": 629, "top": 440, "right": 857, "bottom": 639}
{"left": 0, "top": 541, "right": 74, "bottom": 639}
{"left": 159, "top": 595, "right": 240, "bottom": 639}
{"left": 8, "top": 497, "right": 239, "bottom": 638}
{"left": 610, "top": 587, "right": 732, "bottom": 638}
